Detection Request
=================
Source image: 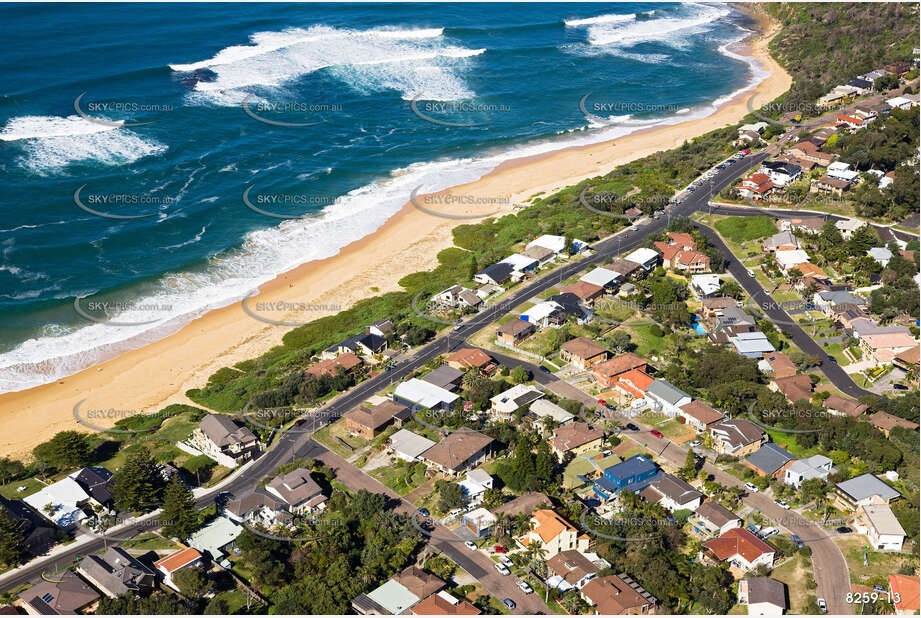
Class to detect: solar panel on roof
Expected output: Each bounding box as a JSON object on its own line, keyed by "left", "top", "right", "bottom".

{"left": 41, "top": 593, "right": 54, "bottom": 603}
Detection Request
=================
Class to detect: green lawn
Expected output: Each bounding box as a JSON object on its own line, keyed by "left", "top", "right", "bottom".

{"left": 765, "top": 429, "right": 818, "bottom": 458}
{"left": 626, "top": 323, "right": 669, "bottom": 358}
{"left": 836, "top": 537, "right": 916, "bottom": 587}
{"left": 714, "top": 216, "right": 778, "bottom": 243}
{"left": 822, "top": 341, "right": 848, "bottom": 365}
{"left": 369, "top": 460, "right": 428, "bottom": 495}
{"left": 0, "top": 476, "right": 46, "bottom": 499}
{"left": 312, "top": 418, "right": 369, "bottom": 457}
{"left": 121, "top": 532, "right": 182, "bottom": 552}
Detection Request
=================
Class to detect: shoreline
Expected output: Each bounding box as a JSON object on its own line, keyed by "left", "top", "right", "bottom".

{"left": 0, "top": 19, "right": 792, "bottom": 459}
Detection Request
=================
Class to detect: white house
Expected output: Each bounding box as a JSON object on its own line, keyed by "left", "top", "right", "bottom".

{"left": 867, "top": 247, "right": 894, "bottom": 267}
{"left": 23, "top": 478, "right": 91, "bottom": 530}
{"left": 738, "top": 577, "right": 787, "bottom": 615}
{"left": 579, "top": 267, "right": 621, "bottom": 290}
{"left": 774, "top": 249, "right": 812, "bottom": 272}
{"left": 388, "top": 429, "right": 436, "bottom": 462}
{"left": 490, "top": 384, "right": 544, "bottom": 418}
{"left": 834, "top": 218, "right": 864, "bottom": 239}
{"left": 624, "top": 247, "right": 659, "bottom": 272}
{"left": 154, "top": 547, "right": 204, "bottom": 592}
{"left": 526, "top": 234, "right": 586, "bottom": 255}
{"left": 856, "top": 504, "right": 906, "bottom": 551}
{"left": 500, "top": 253, "right": 539, "bottom": 273}
{"left": 458, "top": 469, "right": 494, "bottom": 505}
{"left": 394, "top": 378, "right": 459, "bottom": 410}
{"left": 784, "top": 455, "right": 833, "bottom": 488}
{"left": 886, "top": 96, "right": 914, "bottom": 110}
{"left": 645, "top": 379, "right": 692, "bottom": 417}
{"left": 691, "top": 274, "right": 722, "bottom": 298}
{"left": 643, "top": 474, "right": 704, "bottom": 512}
{"left": 520, "top": 300, "right": 565, "bottom": 327}
{"left": 827, "top": 161, "right": 860, "bottom": 183}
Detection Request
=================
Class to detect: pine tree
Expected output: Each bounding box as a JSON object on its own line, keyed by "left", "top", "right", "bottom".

{"left": 678, "top": 448, "right": 697, "bottom": 481}
{"left": 534, "top": 440, "right": 555, "bottom": 489}
{"left": 112, "top": 447, "right": 165, "bottom": 513}
{"left": 161, "top": 476, "right": 200, "bottom": 540}
{"left": 0, "top": 508, "right": 25, "bottom": 567}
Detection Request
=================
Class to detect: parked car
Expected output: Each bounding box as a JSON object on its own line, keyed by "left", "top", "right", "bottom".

{"left": 744, "top": 482, "right": 759, "bottom": 493}
{"left": 539, "top": 366, "right": 551, "bottom": 374}
{"left": 777, "top": 499, "right": 791, "bottom": 510}
{"left": 689, "top": 440, "right": 701, "bottom": 447}
{"left": 597, "top": 399, "right": 607, "bottom": 405}
{"left": 835, "top": 526, "right": 852, "bottom": 534}
{"left": 625, "top": 423, "right": 639, "bottom": 432}
{"left": 759, "top": 527, "right": 779, "bottom": 539}
{"left": 464, "top": 541, "right": 478, "bottom": 551}
{"left": 793, "top": 534, "right": 804, "bottom": 548}
{"left": 494, "top": 563, "right": 511, "bottom": 576}
{"left": 517, "top": 581, "right": 534, "bottom": 594}
{"left": 499, "top": 555, "right": 514, "bottom": 568}
{"left": 817, "top": 598, "right": 827, "bottom": 613}
{"left": 747, "top": 524, "right": 761, "bottom": 534}
{"left": 741, "top": 148, "right": 751, "bottom": 155}
{"left": 417, "top": 507, "right": 430, "bottom": 517}
{"left": 502, "top": 598, "right": 516, "bottom": 610}
{"left": 494, "top": 545, "right": 507, "bottom": 553}
{"left": 650, "top": 429, "right": 664, "bottom": 438}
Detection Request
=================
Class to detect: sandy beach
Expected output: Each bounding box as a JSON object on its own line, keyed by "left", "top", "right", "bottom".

{"left": 0, "top": 18, "right": 791, "bottom": 458}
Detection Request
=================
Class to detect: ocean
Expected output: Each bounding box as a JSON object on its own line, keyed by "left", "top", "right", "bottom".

{"left": 0, "top": 2, "right": 761, "bottom": 393}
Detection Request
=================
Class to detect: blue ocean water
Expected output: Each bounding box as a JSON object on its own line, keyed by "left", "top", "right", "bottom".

{"left": 0, "top": 2, "right": 760, "bottom": 392}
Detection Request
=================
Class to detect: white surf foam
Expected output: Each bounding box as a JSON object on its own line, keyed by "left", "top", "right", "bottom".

{"left": 568, "top": 3, "right": 731, "bottom": 50}
{"left": 564, "top": 13, "right": 635, "bottom": 27}
{"left": 172, "top": 25, "right": 482, "bottom": 104}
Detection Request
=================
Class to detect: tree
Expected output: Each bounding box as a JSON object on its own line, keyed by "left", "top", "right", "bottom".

{"left": 510, "top": 365, "right": 530, "bottom": 384}
{"left": 161, "top": 476, "right": 200, "bottom": 540}
{"left": 0, "top": 457, "right": 26, "bottom": 485}
{"left": 0, "top": 508, "right": 25, "bottom": 567}
{"left": 112, "top": 447, "right": 165, "bottom": 513}
{"left": 534, "top": 440, "right": 556, "bottom": 489}
{"left": 425, "top": 555, "right": 456, "bottom": 581}
{"left": 678, "top": 448, "right": 697, "bottom": 481}
{"left": 173, "top": 567, "right": 209, "bottom": 597}
{"left": 434, "top": 480, "right": 465, "bottom": 513}
{"left": 482, "top": 487, "right": 505, "bottom": 509}
{"left": 204, "top": 598, "right": 229, "bottom": 615}
{"left": 33, "top": 431, "right": 93, "bottom": 469}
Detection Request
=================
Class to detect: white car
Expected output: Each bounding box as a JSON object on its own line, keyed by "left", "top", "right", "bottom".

{"left": 759, "top": 527, "right": 780, "bottom": 539}
{"left": 744, "top": 482, "right": 760, "bottom": 493}
{"left": 517, "top": 581, "right": 533, "bottom": 594}
{"left": 817, "top": 598, "right": 827, "bottom": 613}
{"left": 777, "top": 499, "right": 791, "bottom": 510}
{"left": 689, "top": 440, "right": 701, "bottom": 447}
{"left": 499, "top": 555, "right": 514, "bottom": 567}
{"left": 494, "top": 563, "right": 511, "bottom": 576}
{"left": 464, "top": 541, "right": 477, "bottom": 551}
{"left": 746, "top": 269, "right": 755, "bottom": 277}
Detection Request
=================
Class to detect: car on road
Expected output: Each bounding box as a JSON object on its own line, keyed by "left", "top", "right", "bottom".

{"left": 494, "top": 563, "right": 511, "bottom": 576}
{"left": 417, "top": 507, "right": 429, "bottom": 517}
{"left": 494, "top": 544, "right": 507, "bottom": 553}
{"left": 464, "top": 541, "right": 477, "bottom": 551}
{"left": 502, "top": 598, "right": 516, "bottom": 610}
{"left": 741, "top": 148, "right": 751, "bottom": 155}
{"left": 817, "top": 598, "right": 827, "bottom": 613}
{"left": 539, "top": 366, "right": 551, "bottom": 373}
{"left": 517, "top": 581, "right": 534, "bottom": 594}
{"left": 746, "top": 269, "right": 755, "bottom": 277}
{"left": 744, "top": 482, "right": 759, "bottom": 493}
{"left": 777, "top": 499, "right": 791, "bottom": 510}
{"left": 836, "top": 526, "right": 852, "bottom": 534}
{"left": 625, "top": 423, "right": 639, "bottom": 431}
{"left": 605, "top": 403, "right": 616, "bottom": 411}
{"left": 650, "top": 429, "right": 663, "bottom": 438}
{"left": 793, "top": 534, "right": 804, "bottom": 548}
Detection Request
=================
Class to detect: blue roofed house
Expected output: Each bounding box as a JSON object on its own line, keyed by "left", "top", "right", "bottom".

{"left": 745, "top": 443, "right": 797, "bottom": 479}
{"left": 593, "top": 455, "right": 662, "bottom": 501}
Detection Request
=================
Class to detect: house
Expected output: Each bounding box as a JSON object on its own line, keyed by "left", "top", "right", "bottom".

{"left": 645, "top": 379, "right": 692, "bottom": 417}
{"left": 0, "top": 496, "right": 55, "bottom": 557}
{"left": 187, "top": 515, "right": 243, "bottom": 566}
{"left": 580, "top": 266, "right": 621, "bottom": 290}
{"left": 691, "top": 274, "right": 722, "bottom": 298}
{"left": 759, "top": 352, "right": 797, "bottom": 379}
{"left": 433, "top": 285, "right": 482, "bottom": 310}
{"left": 692, "top": 500, "right": 742, "bottom": 537}
{"left": 762, "top": 231, "right": 799, "bottom": 253}
{"left": 76, "top": 547, "right": 156, "bottom": 598}
{"left": 547, "top": 292, "right": 594, "bottom": 324}
{"left": 353, "top": 566, "right": 447, "bottom": 615}
{"left": 760, "top": 161, "right": 801, "bottom": 187}
{"left": 19, "top": 572, "right": 100, "bottom": 616}
{"left": 23, "top": 477, "right": 92, "bottom": 530}
{"left": 673, "top": 249, "right": 710, "bottom": 273}
{"left": 368, "top": 319, "right": 394, "bottom": 338}
{"left": 860, "top": 332, "right": 917, "bottom": 365}
{"left": 388, "top": 429, "right": 437, "bottom": 462}
{"left": 474, "top": 262, "right": 514, "bottom": 286}
{"left": 810, "top": 176, "right": 851, "bottom": 196}
{"left": 69, "top": 467, "right": 115, "bottom": 511}
{"left": 547, "top": 550, "right": 603, "bottom": 591}
{"left": 550, "top": 422, "right": 605, "bottom": 459}
{"left": 624, "top": 207, "right": 643, "bottom": 221}
{"left": 421, "top": 429, "right": 494, "bottom": 475}
{"left": 736, "top": 173, "right": 775, "bottom": 200}
{"left": 421, "top": 365, "right": 465, "bottom": 391}
{"left": 461, "top": 507, "right": 497, "bottom": 538}
{"left": 787, "top": 141, "right": 836, "bottom": 166}
{"left": 784, "top": 455, "right": 833, "bottom": 488}
{"left": 490, "top": 383, "right": 544, "bottom": 418}
{"left": 458, "top": 469, "right": 494, "bottom": 505}
{"left": 188, "top": 414, "right": 259, "bottom": 468}
{"left": 640, "top": 473, "right": 704, "bottom": 512}
{"left": 154, "top": 547, "right": 204, "bottom": 592}
{"left": 834, "top": 218, "right": 865, "bottom": 239}
{"left": 520, "top": 299, "right": 576, "bottom": 327}
{"left": 739, "top": 121, "right": 769, "bottom": 134}
{"left": 738, "top": 577, "right": 787, "bottom": 615}
{"left": 308, "top": 351, "right": 363, "bottom": 377}
{"left": 822, "top": 394, "right": 868, "bottom": 417}
{"left": 594, "top": 455, "right": 661, "bottom": 500}
{"left": 602, "top": 258, "right": 642, "bottom": 280}
{"left": 526, "top": 234, "right": 586, "bottom": 255}
{"left": 580, "top": 573, "right": 657, "bottom": 615}
{"left": 445, "top": 348, "right": 497, "bottom": 374}
{"left": 623, "top": 247, "right": 659, "bottom": 272}
{"left": 496, "top": 318, "right": 535, "bottom": 345}
{"left": 612, "top": 368, "right": 655, "bottom": 400}
{"left": 519, "top": 509, "right": 589, "bottom": 558}
{"left": 731, "top": 332, "right": 776, "bottom": 359}
{"left": 856, "top": 504, "right": 906, "bottom": 551}
{"left": 884, "top": 61, "right": 911, "bottom": 75}
{"left": 834, "top": 473, "right": 902, "bottom": 510}
{"left": 702, "top": 528, "right": 775, "bottom": 575}
{"left": 267, "top": 468, "right": 327, "bottom": 514}
{"left": 774, "top": 249, "right": 812, "bottom": 273}
{"left": 710, "top": 419, "right": 765, "bottom": 456}
{"left": 591, "top": 353, "right": 648, "bottom": 388}
{"left": 869, "top": 411, "right": 920, "bottom": 437}
{"left": 324, "top": 333, "right": 387, "bottom": 359}
{"left": 344, "top": 400, "right": 411, "bottom": 439}
{"left": 867, "top": 246, "right": 894, "bottom": 267}
{"left": 886, "top": 96, "right": 914, "bottom": 110}
{"left": 393, "top": 378, "right": 459, "bottom": 410}
{"left": 224, "top": 488, "right": 290, "bottom": 528}
{"left": 530, "top": 399, "right": 576, "bottom": 427}
{"left": 773, "top": 374, "right": 813, "bottom": 404}
{"left": 711, "top": 306, "right": 757, "bottom": 337}
{"left": 736, "top": 129, "right": 762, "bottom": 146}
{"left": 560, "top": 337, "right": 608, "bottom": 369}
{"left": 813, "top": 290, "right": 865, "bottom": 314}
{"left": 827, "top": 161, "right": 860, "bottom": 182}
{"left": 411, "top": 591, "right": 481, "bottom": 615}
{"left": 893, "top": 345, "right": 920, "bottom": 377}
{"left": 889, "top": 574, "right": 921, "bottom": 615}
{"left": 745, "top": 443, "right": 797, "bottom": 479}
{"left": 523, "top": 244, "right": 557, "bottom": 267}
{"left": 700, "top": 296, "right": 738, "bottom": 318}
{"left": 499, "top": 253, "right": 539, "bottom": 274}
{"left": 560, "top": 280, "right": 604, "bottom": 306}
{"left": 678, "top": 400, "right": 725, "bottom": 432}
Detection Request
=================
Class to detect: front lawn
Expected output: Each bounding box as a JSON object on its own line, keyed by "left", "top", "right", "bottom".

{"left": 714, "top": 215, "right": 778, "bottom": 243}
